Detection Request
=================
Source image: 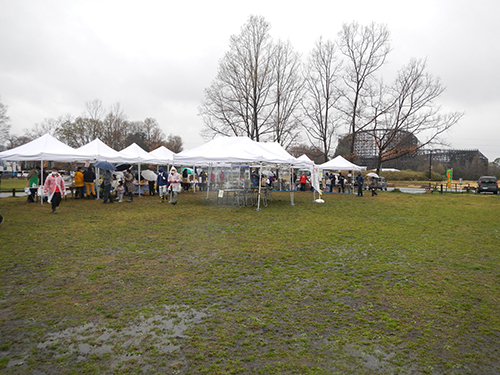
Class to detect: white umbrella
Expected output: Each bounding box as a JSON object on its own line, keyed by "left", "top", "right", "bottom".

{"left": 366, "top": 172, "right": 379, "bottom": 178}
{"left": 141, "top": 170, "right": 157, "bottom": 181}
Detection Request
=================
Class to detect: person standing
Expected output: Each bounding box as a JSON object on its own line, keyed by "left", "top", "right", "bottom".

{"left": 299, "top": 173, "right": 308, "bottom": 192}
{"left": 83, "top": 167, "right": 96, "bottom": 199}
{"left": 330, "top": 173, "right": 336, "bottom": 193}
{"left": 43, "top": 167, "right": 66, "bottom": 214}
{"left": 26, "top": 167, "right": 39, "bottom": 203}
{"left": 370, "top": 177, "right": 378, "bottom": 196}
{"left": 157, "top": 167, "right": 169, "bottom": 202}
{"left": 124, "top": 169, "right": 135, "bottom": 202}
{"left": 74, "top": 167, "right": 85, "bottom": 199}
{"left": 338, "top": 173, "right": 345, "bottom": 193}
{"left": 356, "top": 172, "right": 364, "bottom": 197}
{"left": 102, "top": 170, "right": 114, "bottom": 204}
{"left": 182, "top": 168, "right": 189, "bottom": 191}
{"left": 116, "top": 180, "right": 125, "bottom": 203}
{"left": 168, "top": 167, "right": 181, "bottom": 205}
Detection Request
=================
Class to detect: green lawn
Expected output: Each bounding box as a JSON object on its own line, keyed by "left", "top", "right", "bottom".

{"left": 0, "top": 191, "right": 499, "bottom": 374}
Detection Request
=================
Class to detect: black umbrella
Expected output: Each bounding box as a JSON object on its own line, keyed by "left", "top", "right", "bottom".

{"left": 93, "top": 161, "right": 117, "bottom": 171}
{"left": 115, "top": 163, "right": 132, "bottom": 171}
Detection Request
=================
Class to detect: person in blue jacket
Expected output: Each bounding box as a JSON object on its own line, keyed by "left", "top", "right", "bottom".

{"left": 157, "top": 167, "right": 170, "bottom": 203}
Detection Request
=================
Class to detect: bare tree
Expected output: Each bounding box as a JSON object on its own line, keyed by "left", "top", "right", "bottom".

{"left": 125, "top": 118, "right": 167, "bottom": 151}
{"left": 164, "top": 134, "right": 183, "bottom": 153}
{"left": 199, "top": 15, "right": 276, "bottom": 141}
{"left": 101, "top": 102, "right": 129, "bottom": 150}
{"left": 0, "top": 97, "right": 10, "bottom": 146}
{"left": 56, "top": 116, "right": 95, "bottom": 148}
{"left": 269, "top": 40, "right": 304, "bottom": 148}
{"left": 302, "top": 38, "right": 342, "bottom": 163}
{"left": 84, "top": 99, "right": 106, "bottom": 140}
{"left": 24, "top": 116, "right": 68, "bottom": 139}
{"left": 5, "top": 135, "right": 31, "bottom": 149}
{"left": 337, "top": 22, "right": 391, "bottom": 160}
{"left": 368, "top": 59, "right": 464, "bottom": 173}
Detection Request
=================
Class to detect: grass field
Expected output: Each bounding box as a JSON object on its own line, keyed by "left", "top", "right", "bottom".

{"left": 0, "top": 190, "right": 499, "bottom": 374}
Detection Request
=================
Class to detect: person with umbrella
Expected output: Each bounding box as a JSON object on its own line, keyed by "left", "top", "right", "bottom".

{"left": 369, "top": 177, "right": 378, "bottom": 196}
{"left": 102, "top": 169, "right": 114, "bottom": 204}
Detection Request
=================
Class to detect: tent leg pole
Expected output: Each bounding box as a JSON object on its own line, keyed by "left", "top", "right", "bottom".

{"left": 256, "top": 163, "right": 262, "bottom": 211}
{"left": 206, "top": 165, "right": 212, "bottom": 200}
{"left": 138, "top": 164, "right": 141, "bottom": 196}
{"left": 40, "top": 160, "right": 44, "bottom": 205}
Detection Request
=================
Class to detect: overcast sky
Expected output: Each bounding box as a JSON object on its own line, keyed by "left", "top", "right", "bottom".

{"left": 1, "top": 0, "right": 499, "bottom": 161}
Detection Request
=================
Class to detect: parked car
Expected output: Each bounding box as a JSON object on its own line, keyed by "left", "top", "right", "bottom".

{"left": 477, "top": 176, "right": 498, "bottom": 194}
{"left": 376, "top": 176, "right": 388, "bottom": 191}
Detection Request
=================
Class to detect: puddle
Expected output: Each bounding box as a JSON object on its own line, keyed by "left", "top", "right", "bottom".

{"left": 7, "top": 305, "right": 208, "bottom": 369}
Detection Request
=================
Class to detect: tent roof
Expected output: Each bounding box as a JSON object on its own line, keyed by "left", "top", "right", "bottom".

{"left": 118, "top": 143, "right": 158, "bottom": 164}
{"left": 149, "top": 146, "right": 175, "bottom": 164}
{"left": 0, "top": 133, "right": 89, "bottom": 162}
{"left": 76, "top": 138, "right": 124, "bottom": 163}
{"left": 174, "top": 136, "right": 302, "bottom": 166}
{"left": 318, "top": 155, "right": 363, "bottom": 171}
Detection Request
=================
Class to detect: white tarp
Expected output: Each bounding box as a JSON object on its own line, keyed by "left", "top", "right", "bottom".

{"left": 76, "top": 138, "right": 127, "bottom": 163}
{"left": 319, "top": 155, "right": 363, "bottom": 171}
{"left": 0, "top": 133, "right": 89, "bottom": 162}
{"left": 148, "top": 146, "right": 175, "bottom": 165}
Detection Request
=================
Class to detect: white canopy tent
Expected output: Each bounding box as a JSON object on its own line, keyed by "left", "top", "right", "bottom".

{"left": 0, "top": 134, "right": 91, "bottom": 204}
{"left": 76, "top": 138, "right": 128, "bottom": 163}
{"left": 118, "top": 143, "right": 160, "bottom": 196}
{"left": 175, "top": 136, "right": 299, "bottom": 166}
{"left": 118, "top": 143, "right": 158, "bottom": 164}
{"left": 0, "top": 133, "right": 89, "bottom": 162}
{"left": 148, "top": 146, "right": 175, "bottom": 165}
{"left": 319, "top": 155, "right": 363, "bottom": 171}
{"left": 174, "top": 137, "right": 311, "bottom": 209}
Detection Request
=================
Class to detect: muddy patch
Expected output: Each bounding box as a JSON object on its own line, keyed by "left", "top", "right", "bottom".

{"left": 3, "top": 304, "right": 208, "bottom": 374}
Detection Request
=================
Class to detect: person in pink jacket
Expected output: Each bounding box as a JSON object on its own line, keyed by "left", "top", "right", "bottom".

{"left": 43, "top": 167, "right": 66, "bottom": 214}
{"left": 168, "top": 167, "right": 181, "bottom": 204}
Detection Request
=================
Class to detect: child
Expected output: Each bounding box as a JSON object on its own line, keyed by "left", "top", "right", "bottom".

{"left": 116, "top": 180, "right": 125, "bottom": 203}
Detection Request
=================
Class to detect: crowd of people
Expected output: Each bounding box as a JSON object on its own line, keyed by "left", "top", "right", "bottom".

{"left": 22, "top": 164, "right": 381, "bottom": 214}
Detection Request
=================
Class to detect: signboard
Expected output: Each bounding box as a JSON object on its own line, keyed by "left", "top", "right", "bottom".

{"left": 311, "top": 166, "right": 322, "bottom": 195}
{"left": 446, "top": 168, "right": 453, "bottom": 189}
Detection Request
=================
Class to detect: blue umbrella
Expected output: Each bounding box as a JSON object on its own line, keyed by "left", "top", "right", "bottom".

{"left": 93, "top": 161, "right": 116, "bottom": 171}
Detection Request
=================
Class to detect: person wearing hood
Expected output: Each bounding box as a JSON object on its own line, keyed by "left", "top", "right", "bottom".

{"left": 43, "top": 167, "right": 66, "bottom": 214}
{"left": 157, "top": 167, "right": 169, "bottom": 203}
{"left": 167, "top": 167, "right": 181, "bottom": 204}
